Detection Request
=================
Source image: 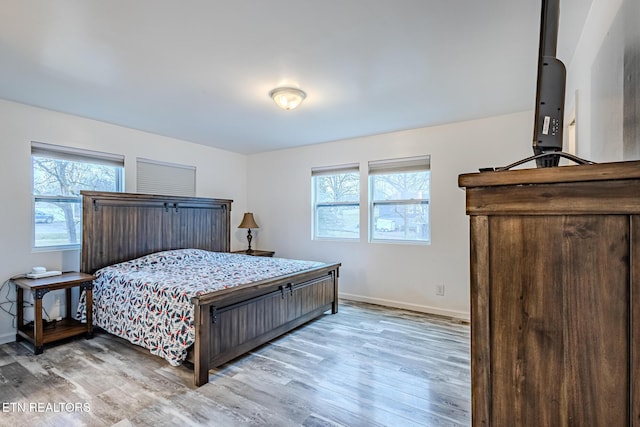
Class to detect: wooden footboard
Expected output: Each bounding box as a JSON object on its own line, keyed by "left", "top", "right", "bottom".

{"left": 191, "top": 263, "right": 340, "bottom": 386}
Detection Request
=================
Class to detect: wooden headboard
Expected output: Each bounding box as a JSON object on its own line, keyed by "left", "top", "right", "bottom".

{"left": 81, "top": 191, "right": 233, "bottom": 274}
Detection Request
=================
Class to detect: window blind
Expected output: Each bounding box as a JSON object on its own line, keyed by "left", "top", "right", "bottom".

{"left": 311, "top": 162, "right": 360, "bottom": 176}
{"left": 368, "top": 155, "right": 430, "bottom": 175}
{"left": 31, "top": 141, "right": 124, "bottom": 167}
{"left": 136, "top": 158, "right": 196, "bottom": 197}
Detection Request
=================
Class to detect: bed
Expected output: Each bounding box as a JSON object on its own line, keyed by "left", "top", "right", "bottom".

{"left": 80, "top": 191, "right": 340, "bottom": 386}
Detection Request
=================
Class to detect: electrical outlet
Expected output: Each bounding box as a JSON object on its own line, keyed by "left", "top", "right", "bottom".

{"left": 436, "top": 284, "right": 445, "bottom": 296}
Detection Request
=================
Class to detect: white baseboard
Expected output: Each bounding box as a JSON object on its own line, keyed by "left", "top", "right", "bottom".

{"left": 339, "top": 292, "right": 470, "bottom": 322}
{"left": 0, "top": 332, "right": 15, "bottom": 345}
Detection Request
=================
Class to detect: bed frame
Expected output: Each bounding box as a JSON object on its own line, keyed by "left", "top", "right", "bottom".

{"left": 80, "top": 191, "right": 340, "bottom": 386}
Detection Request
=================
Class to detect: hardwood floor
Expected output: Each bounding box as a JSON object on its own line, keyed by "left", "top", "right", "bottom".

{"left": 0, "top": 300, "right": 471, "bottom": 426}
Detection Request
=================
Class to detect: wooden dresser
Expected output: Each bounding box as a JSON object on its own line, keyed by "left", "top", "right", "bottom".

{"left": 459, "top": 160, "right": 640, "bottom": 426}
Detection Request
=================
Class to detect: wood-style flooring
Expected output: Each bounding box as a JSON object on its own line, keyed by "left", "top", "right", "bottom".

{"left": 0, "top": 300, "right": 470, "bottom": 426}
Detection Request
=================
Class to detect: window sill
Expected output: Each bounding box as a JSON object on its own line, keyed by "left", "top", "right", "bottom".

{"left": 32, "top": 245, "right": 81, "bottom": 253}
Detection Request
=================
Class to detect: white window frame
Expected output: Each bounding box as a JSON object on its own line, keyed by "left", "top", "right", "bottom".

{"left": 311, "top": 163, "right": 360, "bottom": 240}
{"left": 368, "top": 155, "right": 431, "bottom": 244}
{"left": 31, "top": 142, "right": 124, "bottom": 250}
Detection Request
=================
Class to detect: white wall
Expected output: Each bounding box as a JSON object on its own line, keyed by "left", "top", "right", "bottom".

{"left": 565, "top": 0, "right": 637, "bottom": 162}
{"left": 0, "top": 99, "right": 248, "bottom": 344}
{"left": 247, "top": 111, "right": 533, "bottom": 320}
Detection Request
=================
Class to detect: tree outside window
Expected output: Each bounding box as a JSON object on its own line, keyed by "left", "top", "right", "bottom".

{"left": 312, "top": 164, "right": 359, "bottom": 239}
{"left": 369, "top": 156, "right": 430, "bottom": 243}
{"left": 32, "top": 143, "right": 124, "bottom": 249}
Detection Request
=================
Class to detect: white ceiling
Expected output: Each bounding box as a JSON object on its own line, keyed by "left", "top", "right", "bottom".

{"left": 0, "top": 0, "right": 590, "bottom": 154}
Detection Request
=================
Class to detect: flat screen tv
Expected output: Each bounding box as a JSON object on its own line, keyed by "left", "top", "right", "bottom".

{"left": 532, "top": 0, "right": 565, "bottom": 167}
{"left": 481, "top": 0, "right": 593, "bottom": 172}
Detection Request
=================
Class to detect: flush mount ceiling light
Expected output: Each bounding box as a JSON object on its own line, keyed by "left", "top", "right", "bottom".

{"left": 269, "top": 87, "right": 306, "bottom": 110}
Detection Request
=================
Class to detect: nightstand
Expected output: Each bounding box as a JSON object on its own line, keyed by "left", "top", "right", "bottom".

{"left": 13, "top": 272, "right": 96, "bottom": 354}
{"left": 231, "top": 249, "right": 275, "bottom": 257}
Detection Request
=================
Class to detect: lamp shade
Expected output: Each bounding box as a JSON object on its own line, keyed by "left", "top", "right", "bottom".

{"left": 238, "top": 212, "right": 259, "bottom": 229}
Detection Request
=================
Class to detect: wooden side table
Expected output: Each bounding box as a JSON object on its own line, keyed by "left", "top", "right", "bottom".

{"left": 12, "top": 272, "right": 96, "bottom": 354}
{"left": 231, "top": 249, "right": 275, "bottom": 257}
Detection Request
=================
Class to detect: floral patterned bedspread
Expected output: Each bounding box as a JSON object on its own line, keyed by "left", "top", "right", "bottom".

{"left": 77, "top": 249, "right": 324, "bottom": 365}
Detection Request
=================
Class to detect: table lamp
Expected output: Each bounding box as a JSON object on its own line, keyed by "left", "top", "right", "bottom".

{"left": 238, "top": 212, "right": 259, "bottom": 253}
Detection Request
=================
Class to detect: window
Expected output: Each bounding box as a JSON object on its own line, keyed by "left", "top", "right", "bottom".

{"left": 136, "top": 157, "right": 196, "bottom": 196}
{"left": 312, "top": 163, "right": 360, "bottom": 239}
{"left": 32, "top": 142, "right": 124, "bottom": 249}
{"left": 369, "top": 155, "right": 430, "bottom": 243}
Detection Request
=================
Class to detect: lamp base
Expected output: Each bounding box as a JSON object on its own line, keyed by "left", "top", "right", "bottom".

{"left": 246, "top": 229, "right": 253, "bottom": 252}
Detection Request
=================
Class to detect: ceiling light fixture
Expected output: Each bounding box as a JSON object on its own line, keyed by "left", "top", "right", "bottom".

{"left": 269, "top": 87, "right": 306, "bottom": 110}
